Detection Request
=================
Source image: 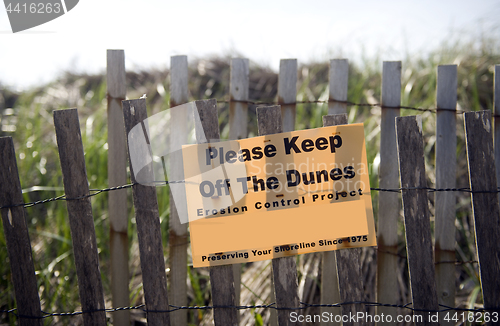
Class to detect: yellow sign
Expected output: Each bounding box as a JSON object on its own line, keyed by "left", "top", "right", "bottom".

{"left": 182, "top": 123, "right": 376, "bottom": 267}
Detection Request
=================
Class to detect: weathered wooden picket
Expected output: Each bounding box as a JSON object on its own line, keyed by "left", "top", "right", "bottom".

{"left": 107, "top": 49, "right": 130, "bottom": 326}
{"left": 1, "top": 53, "right": 500, "bottom": 326}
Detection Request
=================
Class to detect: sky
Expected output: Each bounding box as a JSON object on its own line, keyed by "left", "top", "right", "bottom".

{"left": 1, "top": 0, "right": 499, "bottom": 90}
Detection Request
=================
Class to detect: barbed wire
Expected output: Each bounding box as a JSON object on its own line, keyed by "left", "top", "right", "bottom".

{"left": 1, "top": 182, "right": 498, "bottom": 210}
{"left": 0, "top": 181, "right": 490, "bottom": 267}
{"left": 375, "top": 247, "right": 478, "bottom": 265}
{"left": 219, "top": 98, "right": 489, "bottom": 116}
{"left": 2, "top": 301, "right": 499, "bottom": 320}
{"left": 0, "top": 100, "right": 484, "bottom": 125}
{"left": 1, "top": 181, "right": 177, "bottom": 209}
{"left": 371, "top": 186, "right": 500, "bottom": 193}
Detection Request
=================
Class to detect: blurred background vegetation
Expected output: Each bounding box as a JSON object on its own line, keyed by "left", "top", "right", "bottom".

{"left": 1, "top": 34, "right": 499, "bottom": 325}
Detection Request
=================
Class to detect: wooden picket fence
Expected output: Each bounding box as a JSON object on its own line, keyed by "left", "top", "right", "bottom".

{"left": 1, "top": 51, "right": 500, "bottom": 326}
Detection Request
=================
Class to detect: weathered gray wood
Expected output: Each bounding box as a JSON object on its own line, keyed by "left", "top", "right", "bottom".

{"left": 229, "top": 58, "right": 249, "bottom": 140}
{"left": 464, "top": 110, "right": 500, "bottom": 318}
{"left": 494, "top": 65, "right": 500, "bottom": 203}
{"left": 194, "top": 99, "right": 238, "bottom": 326}
{"left": 320, "top": 252, "right": 340, "bottom": 326}
{"left": 229, "top": 58, "right": 249, "bottom": 315}
{"left": 0, "top": 137, "right": 42, "bottom": 326}
{"left": 323, "top": 114, "right": 364, "bottom": 325}
{"left": 53, "top": 109, "right": 106, "bottom": 326}
{"left": 271, "top": 256, "right": 300, "bottom": 326}
{"left": 396, "top": 115, "right": 439, "bottom": 326}
{"left": 169, "top": 54, "right": 189, "bottom": 326}
{"left": 256, "top": 105, "right": 282, "bottom": 326}
{"left": 107, "top": 50, "right": 127, "bottom": 99}
{"left": 209, "top": 266, "right": 237, "bottom": 326}
{"left": 321, "top": 112, "right": 349, "bottom": 325}
{"left": 122, "top": 99, "right": 170, "bottom": 326}
{"left": 106, "top": 49, "right": 130, "bottom": 326}
{"left": 377, "top": 61, "right": 401, "bottom": 322}
{"left": 257, "top": 105, "right": 282, "bottom": 135}
{"left": 269, "top": 271, "right": 278, "bottom": 326}
{"left": 278, "top": 59, "right": 297, "bottom": 132}
{"left": 170, "top": 55, "right": 189, "bottom": 108}
{"left": 435, "top": 64, "right": 457, "bottom": 325}
{"left": 328, "top": 59, "right": 349, "bottom": 115}
{"left": 194, "top": 99, "right": 221, "bottom": 142}
{"left": 323, "top": 112, "right": 348, "bottom": 126}
{"left": 257, "top": 105, "right": 300, "bottom": 326}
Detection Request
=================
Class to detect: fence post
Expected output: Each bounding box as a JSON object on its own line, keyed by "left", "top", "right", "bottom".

{"left": 106, "top": 49, "right": 130, "bottom": 326}
{"left": 169, "top": 54, "right": 189, "bottom": 326}
{"left": 256, "top": 105, "right": 299, "bottom": 326}
{"left": 229, "top": 57, "right": 249, "bottom": 316}
{"left": 0, "top": 137, "right": 42, "bottom": 326}
{"left": 122, "top": 99, "right": 171, "bottom": 326}
{"left": 229, "top": 58, "right": 249, "bottom": 140}
{"left": 322, "top": 114, "right": 365, "bottom": 325}
{"left": 275, "top": 59, "right": 297, "bottom": 325}
{"left": 53, "top": 109, "right": 107, "bottom": 326}
{"left": 320, "top": 59, "right": 348, "bottom": 326}
{"left": 278, "top": 59, "right": 297, "bottom": 132}
{"left": 494, "top": 65, "right": 500, "bottom": 202}
{"left": 396, "top": 115, "right": 439, "bottom": 326}
{"left": 328, "top": 59, "right": 348, "bottom": 115}
{"left": 434, "top": 65, "right": 457, "bottom": 325}
{"left": 464, "top": 110, "right": 500, "bottom": 317}
{"left": 320, "top": 249, "right": 340, "bottom": 326}
{"left": 193, "top": 99, "right": 238, "bottom": 326}
{"left": 376, "top": 61, "right": 401, "bottom": 322}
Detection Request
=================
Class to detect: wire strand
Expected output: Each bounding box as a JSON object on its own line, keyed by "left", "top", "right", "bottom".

{"left": 2, "top": 301, "right": 499, "bottom": 319}
{"left": 2, "top": 183, "right": 497, "bottom": 210}
{"left": 218, "top": 98, "right": 489, "bottom": 116}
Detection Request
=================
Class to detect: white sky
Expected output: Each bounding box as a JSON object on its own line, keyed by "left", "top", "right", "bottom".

{"left": 1, "top": 0, "right": 499, "bottom": 90}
